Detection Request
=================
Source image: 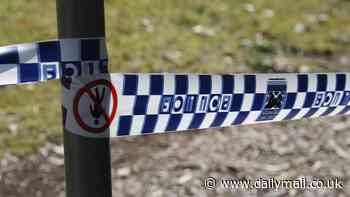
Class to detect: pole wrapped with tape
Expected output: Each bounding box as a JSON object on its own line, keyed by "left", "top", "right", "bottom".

{"left": 0, "top": 38, "right": 108, "bottom": 86}
{"left": 62, "top": 73, "right": 350, "bottom": 138}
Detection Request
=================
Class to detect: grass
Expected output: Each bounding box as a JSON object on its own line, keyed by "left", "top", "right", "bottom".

{"left": 0, "top": 0, "right": 350, "bottom": 157}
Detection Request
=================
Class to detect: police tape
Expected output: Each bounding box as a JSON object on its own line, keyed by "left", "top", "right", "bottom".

{"left": 2, "top": 40, "right": 350, "bottom": 138}
{"left": 0, "top": 38, "right": 108, "bottom": 86}
{"left": 61, "top": 73, "right": 350, "bottom": 138}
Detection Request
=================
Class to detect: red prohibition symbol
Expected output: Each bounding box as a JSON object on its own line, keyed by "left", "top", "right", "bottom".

{"left": 73, "top": 79, "right": 118, "bottom": 133}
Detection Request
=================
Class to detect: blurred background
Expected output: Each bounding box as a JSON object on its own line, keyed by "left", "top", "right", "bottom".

{"left": 0, "top": 0, "right": 350, "bottom": 196}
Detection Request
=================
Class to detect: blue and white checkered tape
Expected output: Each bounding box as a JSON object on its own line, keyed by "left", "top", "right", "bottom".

{"left": 61, "top": 73, "right": 350, "bottom": 138}
{"left": 0, "top": 38, "right": 108, "bottom": 86}
{"left": 2, "top": 39, "right": 350, "bottom": 138}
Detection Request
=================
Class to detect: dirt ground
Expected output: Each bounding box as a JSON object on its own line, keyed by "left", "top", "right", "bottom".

{"left": 1, "top": 116, "right": 350, "bottom": 197}
{"left": 1, "top": 1, "right": 350, "bottom": 196}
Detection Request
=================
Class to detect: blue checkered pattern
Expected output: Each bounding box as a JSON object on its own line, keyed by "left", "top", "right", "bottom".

{"left": 108, "top": 73, "right": 350, "bottom": 137}
{"left": 62, "top": 73, "right": 350, "bottom": 138}
{"left": 0, "top": 38, "right": 108, "bottom": 86}
{"left": 5, "top": 40, "right": 350, "bottom": 138}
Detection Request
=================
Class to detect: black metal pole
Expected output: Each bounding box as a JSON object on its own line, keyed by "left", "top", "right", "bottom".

{"left": 56, "top": 1, "right": 112, "bottom": 197}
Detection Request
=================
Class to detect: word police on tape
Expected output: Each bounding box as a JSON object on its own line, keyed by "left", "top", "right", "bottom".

{"left": 62, "top": 73, "right": 350, "bottom": 138}
{"left": 5, "top": 39, "right": 350, "bottom": 138}
{"left": 0, "top": 38, "right": 108, "bottom": 86}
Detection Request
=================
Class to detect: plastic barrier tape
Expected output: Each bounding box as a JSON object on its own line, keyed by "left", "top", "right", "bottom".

{"left": 62, "top": 73, "right": 350, "bottom": 138}
{"left": 0, "top": 38, "right": 108, "bottom": 86}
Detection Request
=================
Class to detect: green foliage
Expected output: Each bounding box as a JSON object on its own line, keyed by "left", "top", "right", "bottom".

{"left": 0, "top": 0, "right": 350, "bottom": 157}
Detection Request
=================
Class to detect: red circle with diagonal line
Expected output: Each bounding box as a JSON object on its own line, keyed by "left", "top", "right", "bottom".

{"left": 73, "top": 79, "right": 118, "bottom": 133}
